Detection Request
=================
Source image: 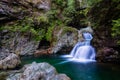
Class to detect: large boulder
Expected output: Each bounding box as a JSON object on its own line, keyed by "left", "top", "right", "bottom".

{"left": 0, "top": 52, "right": 21, "bottom": 70}
{"left": 96, "top": 47, "right": 119, "bottom": 62}
{"left": 7, "top": 62, "right": 71, "bottom": 80}
{"left": 51, "top": 26, "right": 78, "bottom": 54}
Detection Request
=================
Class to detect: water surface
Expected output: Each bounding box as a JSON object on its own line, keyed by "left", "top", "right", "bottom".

{"left": 21, "top": 55, "right": 120, "bottom": 80}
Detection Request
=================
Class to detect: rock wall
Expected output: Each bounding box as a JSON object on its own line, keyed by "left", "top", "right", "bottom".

{"left": 0, "top": 0, "right": 51, "bottom": 24}
{"left": 89, "top": 0, "right": 120, "bottom": 62}
{"left": 0, "top": 31, "right": 38, "bottom": 56}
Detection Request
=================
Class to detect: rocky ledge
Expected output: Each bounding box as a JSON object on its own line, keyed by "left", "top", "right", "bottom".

{"left": 7, "top": 62, "right": 71, "bottom": 80}
{"left": 0, "top": 51, "right": 21, "bottom": 70}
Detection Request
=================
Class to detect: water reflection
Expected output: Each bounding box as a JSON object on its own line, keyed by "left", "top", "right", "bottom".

{"left": 21, "top": 55, "right": 120, "bottom": 80}
{"left": 63, "top": 62, "right": 97, "bottom": 80}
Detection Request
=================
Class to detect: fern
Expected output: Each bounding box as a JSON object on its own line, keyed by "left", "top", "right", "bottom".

{"left": 112, "top": 18, "right": 120, "bottom": 37}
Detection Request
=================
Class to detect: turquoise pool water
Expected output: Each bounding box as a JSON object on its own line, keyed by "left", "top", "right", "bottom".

{"left": 21, "top": 55, "right": 120, "bottom": 80}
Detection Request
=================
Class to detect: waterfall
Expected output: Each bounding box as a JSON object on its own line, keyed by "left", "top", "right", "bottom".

{"left": 70, "top": 32, "right": 96, "bottom": 61}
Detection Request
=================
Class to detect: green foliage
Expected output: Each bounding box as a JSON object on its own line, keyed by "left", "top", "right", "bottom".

{"left": 46, "top": 20, "right": 63, "bottom": 41}
{"left": 46, "top": 23, "right": 54, "bottom": 41}
{"left": 63, "top": 0, "right": 91, "bottom": 27}
{"left": 61, "top": 26, "right": 78, "bottom": 36}
{"left": 46, "top": 10, "right": 59, "bottom": 21}
{"left": 63, "top": 7, "right": 76, "bottom": 18}
{"left": 111, "top": 18, "right": 120, "bottom": 45}
{"left": 2, "top": 16, "right": 48, "bottom": 41}
{"left": 52, "top": 0, "right": 67, "bottom": 8}
{"left": 67, "top": 0, "right": 75, "bottom": 8}
{"left": 87, "top": 0, "right": 102, "bottom": 7}
{"left": 112, "top": 18, "right": 120, "bottom": 37}
{"left": 0, "top": 26, "right": 4, "bottom": 31}
{"left": 3, "top": 17, "right": 33, "bottom": 32}
{"left": 1, "top": 0, "right": 105, "bottom": 43}
{"left": 35, "top": 14, "right": 48, "bottom": 24}
{"left": 81, "top": 8, "right": 89, "bottom": 17}
{"left": 112, "top": 0, "right": 120, "bottom": 2}
{"left": 36, "top": 29, "right": 46, "bottom": 41}
{"left": 49, "top": 0, "right": 89, "bottom": 27}
{"left": 63, "top": 0, "right": 75, "bottom": 18}
{"left": 0, "top": 72, "right": 7, "bottom": 80}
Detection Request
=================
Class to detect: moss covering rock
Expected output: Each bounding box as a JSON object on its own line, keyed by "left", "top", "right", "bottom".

{"left": 51, "top": 25, "right": 78, "bottom": 53}
{"left": 0, "top": 72, "right": 8, "bottom": 80}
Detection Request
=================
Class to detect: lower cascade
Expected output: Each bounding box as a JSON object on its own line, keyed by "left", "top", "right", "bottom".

{"left": 70, "top": 32, "right": 96, "bottom": 61}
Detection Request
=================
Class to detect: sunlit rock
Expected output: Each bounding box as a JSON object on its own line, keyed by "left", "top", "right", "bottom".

{"left": 7, "top": 62, "right": 71, "bottom": 80}
{"left": 0, "top": 53, "right": 21, "bottom": 70}
{"left": 79, "top": 26, "right": 93, "bottom": 34}
{"left": 26, "top": 0, "right": 51, "bottom": 10}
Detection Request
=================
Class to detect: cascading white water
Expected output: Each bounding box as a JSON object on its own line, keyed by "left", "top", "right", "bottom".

{"left": 70, "top": 32, "right": 96, "bottom": 61}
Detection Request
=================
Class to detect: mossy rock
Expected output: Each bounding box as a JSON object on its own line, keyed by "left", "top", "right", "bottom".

{"left": 52, "top": 25, "right": 78, "bottom": 41}
{"left": 0, "top": 72, "right": 8, "bottom": 80}
{"left": 51, "top": 25, "right": 78, "bottom": 46}
{"left": 61, "top": 26, "right": 78, "bottom": 36}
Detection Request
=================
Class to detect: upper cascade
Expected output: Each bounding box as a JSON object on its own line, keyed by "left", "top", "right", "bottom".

{"left": 70, "top": 32, "right": 96, "bottom": 61}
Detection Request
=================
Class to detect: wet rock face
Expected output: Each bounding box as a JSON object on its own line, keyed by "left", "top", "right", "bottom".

{"left": 0, "top": 52, "right": 21, "bottom": 70}
{"left": 96, "top": 47, "right": 119, "bottom": 62}
{"left": 7, "top": 62, "right": 71, "bottom": 80}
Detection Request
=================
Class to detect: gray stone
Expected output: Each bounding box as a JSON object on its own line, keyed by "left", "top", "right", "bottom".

{"left": 1, "top": 31, "right": 39, "bottom": 56}
{"left": 51, "top": 27, "right": 78, "bottom": 53}
{"left": 0, "top": 53, "right": 21, "bottom": 70}
{"left": 7, "top": 62, "right": 71, "bottom": 80}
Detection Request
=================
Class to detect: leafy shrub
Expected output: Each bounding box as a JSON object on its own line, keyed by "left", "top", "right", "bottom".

{"left": 112, "top": 18, "right": 120, "bottom": 37}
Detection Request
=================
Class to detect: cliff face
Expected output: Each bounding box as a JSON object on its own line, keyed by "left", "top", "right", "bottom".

{"left": 89, "top": 0, "right": 120, "bottom": 46}
{"left": 0, "top": 0, "right": 51, "bottom": 55}
{"left": 89, "top": 0, "right": 120, "bottom": 62}
{"left": 0, "top": 0, "right": 87, "bottom": 56}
